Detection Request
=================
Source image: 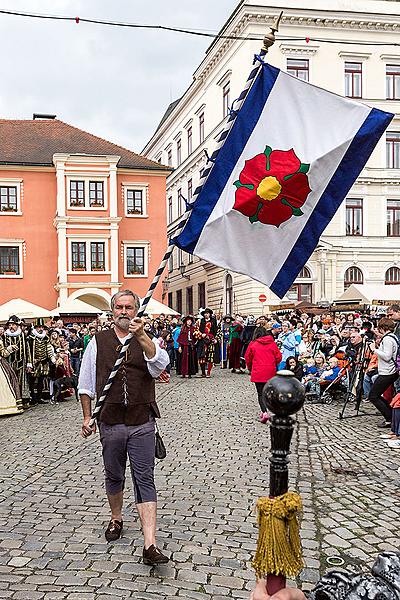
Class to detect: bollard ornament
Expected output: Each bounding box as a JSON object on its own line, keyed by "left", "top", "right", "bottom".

{"left": 252, "top": 370, "right": 306, "bottom": 593}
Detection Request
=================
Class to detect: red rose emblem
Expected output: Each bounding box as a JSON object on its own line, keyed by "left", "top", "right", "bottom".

{"left": 233, "top": 146, "right": 311, "bottom": 227}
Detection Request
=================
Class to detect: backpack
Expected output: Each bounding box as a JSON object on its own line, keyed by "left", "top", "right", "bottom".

{"left": 385, "top": 333, "right": 400, "bottom": 371}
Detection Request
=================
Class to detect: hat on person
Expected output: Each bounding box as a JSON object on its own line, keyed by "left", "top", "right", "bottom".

{"left": 201, "top": 307, "right": 213, "bottom": 317}
{"left": 34, "top": 317, "right": 47, "bottom": 328}
{"left": 222, "top": 315, "right": 233, "bottom": 322}
{"left": 272, "top": 323, "right": 281, "bottom": 330}
{"left": 182, "top": 315, "right": 195, "bottom": 324}
{"left": 7, "top": 315, "right": 20, "bottom": 326}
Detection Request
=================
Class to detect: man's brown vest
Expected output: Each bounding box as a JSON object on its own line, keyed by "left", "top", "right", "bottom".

{"left": 95, "top": 329, "right": 159, "bottom": 425}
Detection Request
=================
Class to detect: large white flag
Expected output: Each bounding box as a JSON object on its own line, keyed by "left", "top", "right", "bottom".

{"left": 174, "top": 62, "right": 393, "bottom": 298}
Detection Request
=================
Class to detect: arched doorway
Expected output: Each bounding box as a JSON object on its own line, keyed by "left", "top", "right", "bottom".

{"left": 68, "top": 288, "right": 111, "bottom": 311}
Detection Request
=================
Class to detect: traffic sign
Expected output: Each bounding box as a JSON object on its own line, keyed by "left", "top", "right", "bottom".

{"left": 259, "top": 294, "right": 267, "bottom": 303}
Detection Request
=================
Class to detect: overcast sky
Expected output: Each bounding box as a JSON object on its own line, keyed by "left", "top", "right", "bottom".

{"left": 0, "top": 0, "right": 237, "bottom": 152}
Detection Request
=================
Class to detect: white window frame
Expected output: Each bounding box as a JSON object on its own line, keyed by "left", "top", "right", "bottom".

{"left": 123, "top": 241, "right": 149, "bottom": 278}
{"left": 0, "top": 240, "right": 23, "bottom": 278}
{"left": 0, "top": 179, "right": 22, "bottom": 216}
{"left": 67, "top": 237, "right": 110, "bottom": 274}
{"left": 122, "top": 183, "right": 149, "bottom": 218}
{"left": 67, "top": 176, "right": 108, "bottom": 211}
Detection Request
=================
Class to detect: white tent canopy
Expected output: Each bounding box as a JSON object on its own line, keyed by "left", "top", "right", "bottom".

{"left": 51, "top": 298, "right": 101, "bottom": 316}
{"left": 141, "top": 297, "right": 180, "bottom": 317}
{"left": 335, "top": 284, "right": 400, "bottom": 305}
{"left": 0, "top": 298, "right": 52, "bottom": 322}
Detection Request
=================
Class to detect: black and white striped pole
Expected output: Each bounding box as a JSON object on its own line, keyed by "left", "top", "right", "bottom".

{"left": 88, "top": 14, "right": 283, "bottom": 427}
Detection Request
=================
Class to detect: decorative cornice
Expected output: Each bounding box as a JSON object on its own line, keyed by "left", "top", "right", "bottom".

{"left": 280, "top": 43, "right": 319, "bottom": 56}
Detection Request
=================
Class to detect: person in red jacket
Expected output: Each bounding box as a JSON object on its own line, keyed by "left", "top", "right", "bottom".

{"left": 245, "top": 327, "right": 282, "bottom": 423}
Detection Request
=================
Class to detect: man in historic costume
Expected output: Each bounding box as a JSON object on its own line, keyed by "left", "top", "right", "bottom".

{"left": 177, "top": 315, "right": 198, "bottom": 378}
{"left": 28, "top": 318, "right": 56, "bottom": 405}
{"left": 195, "top": 308, "right": 218, "bottom": 378}
{"left": 0, "top": 337, "right": 24, "bottom": 416}
{"left": 219, "top": 315, "right": 232, "bottom": 369}
{"left": 79, "top": 289, "right": 170, "bottom": 565}
{"left": 241, "top": 315, "right": 256, "bottom": 369}
{"left": 229, "top": 316, "right": 245, "bottom": 373}
{"left": 3, "top": 315, "right": 32, "bottom": 405}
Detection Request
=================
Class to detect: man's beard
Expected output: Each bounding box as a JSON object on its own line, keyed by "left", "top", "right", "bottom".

{"left": 115, "top": 315, "right": 130, "bottom": 331}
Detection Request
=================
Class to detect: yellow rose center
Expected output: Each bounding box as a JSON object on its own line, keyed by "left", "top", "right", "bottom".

{"left": 256, "top": 176, "right": 282, "bottom": 202}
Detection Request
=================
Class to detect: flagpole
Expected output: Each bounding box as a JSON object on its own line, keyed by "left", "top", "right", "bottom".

{"left": 87, "top": 13, "right": 283, "bottom": 428}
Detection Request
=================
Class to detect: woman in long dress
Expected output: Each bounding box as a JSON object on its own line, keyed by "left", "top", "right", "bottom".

{"left": 0, "top": 339, "right": 23, "bottom": 416}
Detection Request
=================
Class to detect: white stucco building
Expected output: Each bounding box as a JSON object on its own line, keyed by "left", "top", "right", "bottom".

{"left": 143, "top": 0, "right": 400, "bottom": 316}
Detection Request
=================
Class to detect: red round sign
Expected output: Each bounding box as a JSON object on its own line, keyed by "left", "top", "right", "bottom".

{"left": 259, "top": 294, "right": 267, "bottom": 303}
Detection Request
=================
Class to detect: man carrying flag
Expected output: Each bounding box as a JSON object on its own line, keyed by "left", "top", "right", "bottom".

{"left": 173, "top": 60, "right": 393, "bottom": 298}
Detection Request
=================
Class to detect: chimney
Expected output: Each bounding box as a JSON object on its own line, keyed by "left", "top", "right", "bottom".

{"left": 33, "top": 113, "right": 56, "bottom": 120}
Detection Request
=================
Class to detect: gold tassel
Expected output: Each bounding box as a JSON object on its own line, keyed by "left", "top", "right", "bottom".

{"left": 252, "top": 491, "right": 304, "bottom": 579}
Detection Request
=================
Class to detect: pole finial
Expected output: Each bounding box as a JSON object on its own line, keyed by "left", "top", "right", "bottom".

{"left": 262, "top": 10, "right": 283, "bottom": 52}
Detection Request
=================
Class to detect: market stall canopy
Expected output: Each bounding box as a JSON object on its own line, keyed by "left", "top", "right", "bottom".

{"left": 0, "top": 298, "right": 52, "bottom": 322}
{"left": 334, "top": 284, "right": 400, "bottom": 306}
{"left": 51, "top": 298, "right": 101, "bottom": 316}
{"left": 141, "top": 298, "right": 180, "bottom": 317}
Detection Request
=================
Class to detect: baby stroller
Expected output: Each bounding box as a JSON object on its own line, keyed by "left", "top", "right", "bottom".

{"left": 320, "top": 362, "right": 350, "bottom": 405}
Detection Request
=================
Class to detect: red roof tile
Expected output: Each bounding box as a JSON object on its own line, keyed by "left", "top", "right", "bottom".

{"left": 0, "top": 119, "right": 167, "bottom": 170}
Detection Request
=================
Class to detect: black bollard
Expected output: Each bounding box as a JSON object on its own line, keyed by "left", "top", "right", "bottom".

{"left": 262, "top": 369, "right": 305, "bottom": 593}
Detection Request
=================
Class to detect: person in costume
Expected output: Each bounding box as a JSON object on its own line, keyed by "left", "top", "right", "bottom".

{"left": 3, "top": 315, "right": 32, "bottom": 405}
{"left": 177, "top": 316, "right": 197, "bottom": 378}
{"left": 0, "top": 338, "right": 24, "bottom": 416}
{"left": 241, "top": 315, "right": 256, "bottom": 369}
{"left": 195, "top": 308, "right": 218, "bottom": 378}
{"left": 28, "top": 318, "right": 56, "bottom": 405}
{"left": 219, "top": 315, "right": 232, "bottom": 369}
{"left": 229, "top": 316, "right": 245, "bottom": 373}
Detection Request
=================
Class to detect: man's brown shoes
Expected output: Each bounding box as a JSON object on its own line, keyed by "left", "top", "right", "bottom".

{"left": 143, "top": 544, "right": 169, "bottom": 565}
{"left": 105, "top": 519, "right": 123, "bottom": 542}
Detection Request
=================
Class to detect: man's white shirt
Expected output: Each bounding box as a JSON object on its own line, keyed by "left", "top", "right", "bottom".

{"left": 78, "top": 334, "right": 169, "bottom": 399}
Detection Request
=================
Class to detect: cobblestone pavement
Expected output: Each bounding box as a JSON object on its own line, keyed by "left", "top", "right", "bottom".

{"left": 0, "top": 368, "right": 399, "bottom": 599}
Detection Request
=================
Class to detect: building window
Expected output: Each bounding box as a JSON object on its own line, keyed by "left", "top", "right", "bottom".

{"left": 344, "top": 266, "right": 363, "bottom": 290}
{"left": 345, "top": 62, "right": 362, "bottom": 98}
{"left": 346, "top": 199, "right": 363, "bottom": 236}
{"left": 188, "top": 179, "right": 193, "bottom": 202}
{"left": 187, "top": 127, "right": 193, "bottom": 155}
{"left": 177, "top": 139, "right": 182, "bottom": 166}
{"left": 225, "top": 274, "right": 233, "bottom": 315}
{"left": 222, "top": 81, "right": 230, "bottom": 117}
{"left": 386, "top": 132, "right": 400, "bottom": 168}
{"left": 287, "top": 58, "right": 309, "bottom": 81}
{"left": 168, "top": 195, "right": 173, "bottom": 224}
{"left": 126, "top": 189, "right": 143, "bottom": 215}
{"left": 71, "top": 241, "right": 86, "bottom": 270}
{"left": 168, "top": 292, "right": 173, "bottom": 308}
{"left": 178, "top": 188, "right": 183, "bottom": 216}
{"left": 186, "top": 286, "right": 193, "bottom": 315}
{"left": 387, "top": 200, "right": 400, "bottom": 236}
{"left": 386, "top": 64, "right": 400, "bottom": 100}
{"left": 168, "top": 252, "right": 174, "bottom": 273}
{"left": 89, "top": 181, "right": 104, "bottom": 207}
{"left": 126, "top": 246, "right": 145, "bottom": 276}
{"left": 91, "top": 242, "right": 105, "bottom": 271}
{"left": 167, "top": 148, "right": 172, "bottom": 167}
{"left": 298, "top": 266, "right": 311, "bottom": 279}
{"left": 199, "top": 112, "right": 205, "bottom": 143}
{"left": 70, "top": 181, "right": 85, "bottom": 207}
{"left": 176, "top": 289, "right": 182, "bottom": 314}
{"left": 198, "top": 282, "right": 206, "bottom": 310}
{"left": 385, "top": 266, "right": 400, "bottom": 285}
{"left": 177, "top": 248, "right": 183, "bottom": 268}
{"left": 287, "top": 284, "right": 312, "bottom": 302}
{"left": 0, "top": 246, "right": 19, "bottom": 275}
{"left": 0, "top": 187, "right": 17, "bottom": 212}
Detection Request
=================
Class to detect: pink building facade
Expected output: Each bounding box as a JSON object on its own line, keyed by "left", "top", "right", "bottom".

{"left": 0, "top": 119, "right": 170, "bottom": 311}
